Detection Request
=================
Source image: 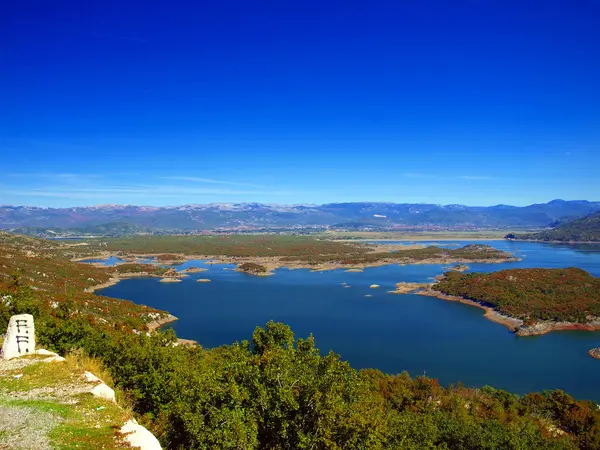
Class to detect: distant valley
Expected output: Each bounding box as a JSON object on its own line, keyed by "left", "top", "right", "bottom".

{"left": 2, "top": 199, "right": 600, "bottom": 236}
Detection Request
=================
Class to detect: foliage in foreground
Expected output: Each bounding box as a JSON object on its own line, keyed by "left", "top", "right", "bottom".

{"left": 2, "top": 284, "right": 600, "bottom": 449}
{"left": 433, "top": 268, "right": 600, "bottom": 323}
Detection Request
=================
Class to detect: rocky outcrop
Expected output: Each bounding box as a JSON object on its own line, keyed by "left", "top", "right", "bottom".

{"left": 83, "top": 370, "right": 116, "bottom": 402}
{"left": 388, "top": 282, "right": 430, "bottom": 294}
{"left": 159, "top": 278, "right": 181, "bottom": 283}
{"left": 516, "top": 319, "right": 600, "bottom": 336}
{"left": 180, "top": 267, "right": 208, "bottom": 273}
{"left": 196, "top": 278, "right": 211, "bottom": 283}
{"left": 120, "top": 419, "right": 162, "bottom": 449}
{"left": 589, "top": 348, "right": 600, "bottom": 360}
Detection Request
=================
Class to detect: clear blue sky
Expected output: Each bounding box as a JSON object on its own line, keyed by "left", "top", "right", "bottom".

{"left": 1, "top": 0, "right": 599, "bottom": 207}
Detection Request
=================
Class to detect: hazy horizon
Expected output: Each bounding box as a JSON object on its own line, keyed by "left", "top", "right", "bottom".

{"left": 2, "top": 198, "right": 599, "bottom": 210}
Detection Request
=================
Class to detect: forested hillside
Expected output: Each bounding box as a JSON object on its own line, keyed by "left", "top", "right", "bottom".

{"left": 507, "top": 211, "right": 600, "bottom": 242}
{"left": 433, "top": 268, "right": 600, "bottom": 323}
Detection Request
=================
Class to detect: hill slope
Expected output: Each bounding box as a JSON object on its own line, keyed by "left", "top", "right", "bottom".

{"left": 506, "top": 211, "right": 600, "bottom": 242}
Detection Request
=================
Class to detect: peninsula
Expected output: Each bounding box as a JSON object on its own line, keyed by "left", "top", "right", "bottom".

{"left": 429, "top": 268, "right": 600, "bottom": 336}
{"left": 505, "top": 210, "right": 600, "bottom": 243}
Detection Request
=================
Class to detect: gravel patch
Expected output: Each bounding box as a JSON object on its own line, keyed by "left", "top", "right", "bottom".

{"left": 0, "top": 403, "right": 58, "bottom": 450}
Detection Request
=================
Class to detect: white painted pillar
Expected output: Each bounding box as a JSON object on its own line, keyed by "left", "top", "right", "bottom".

{"left": 1, "top": 314, "right": 35, "bottom": 360}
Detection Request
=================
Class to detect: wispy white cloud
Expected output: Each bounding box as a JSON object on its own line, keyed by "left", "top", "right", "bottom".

{"left": 7, "top": 172, "right": 104, "bottom": 179}
{"left": 402, "top": 172, "right": 435, "bottom": 179}
{"left": 0, "top": 184, "right": 286, "bottom": 200}
{"left": 1, "top": 171, "right": 282, "bottom": 204}
{"left": 160, "top": 176, "right": 263, "bottom": 187}
{"left": 403, "top": 173, "right": 494, "bottom": 181}
{"left": 458, "top": 175, "right": 493, "bottom": 180}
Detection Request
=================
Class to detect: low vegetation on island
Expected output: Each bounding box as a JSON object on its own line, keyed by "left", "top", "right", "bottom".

{"left": 433, "top": 268, "right": 600, "bottom": 327}
{"left": 237, "top": 262, "right": 269, "bottom": 274}
{"left": 506, "top": 211, "right": 600, "bottom": 243}
{"left": 85, "top": 235, "right": 518, "bottom": 269}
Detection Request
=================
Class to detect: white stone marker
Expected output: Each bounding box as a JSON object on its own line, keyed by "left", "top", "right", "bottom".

{"left": 1, "top": 314, "right": 35, "bottom": 360}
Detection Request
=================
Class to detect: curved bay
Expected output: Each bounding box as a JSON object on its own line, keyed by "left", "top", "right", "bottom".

{"left": 99, "top": 240, "right": 600, "bottom": 402}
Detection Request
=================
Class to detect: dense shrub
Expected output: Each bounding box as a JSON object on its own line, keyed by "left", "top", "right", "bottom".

{"left": 2, "top": 283, "right": 599, "bottom": 449}
{"left": 434, "top": 268, "right": 600, "bottom": 322}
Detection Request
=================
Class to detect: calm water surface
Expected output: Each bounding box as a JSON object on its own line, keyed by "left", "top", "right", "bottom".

{"left": 98, "top": 240, "right": 600, "bottom": 401}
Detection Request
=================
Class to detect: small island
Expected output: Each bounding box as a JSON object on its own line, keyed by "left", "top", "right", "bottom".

{"left": 443, "top": 263, "right": 469, "bottom": 272}
{"left": 589, "top": 348, "right": 600, "bottom": 360}
{"left": 388, "top": 282, "right": 431, "bottom": 294}
{"left": 428, "top": 268, "right": 600, "bottom": 336}
{"left": 236, "top": 262, "right": 272, "bottom": 276}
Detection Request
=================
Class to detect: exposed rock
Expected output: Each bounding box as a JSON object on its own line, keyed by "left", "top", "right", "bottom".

{"left": 369, "top": 284, "right": 380, "bottom": 289}
{"left": 83, "top": 371, "right": 101, "bottom": 383}
{"left": 159, "top": 278, "right": 182, "bottom": 283}
{"left": 180, "top": 267, "right": 208, "bottom": 273}
{"left": 344, "top": 268, "right": 363, "bottom": 272}
{"left": 82, "top": 370, "right": 116, "bottom": 402}
{"left": 388, "top": 282, "right": 430, "bottom": 294}
{"left": 35, "top": 349, "right": 65, "bottom": 362}
{"left": 196, "top": 279, "right": 211, "bottom": 283}
{"left": 588, "top": 348, "right": 600, "bottom": 360}
{"left": 120, "top": 419, "right": 162, "bottom": 449}
{"left": 516, "top": 319, "right": 600, "bottom": 336}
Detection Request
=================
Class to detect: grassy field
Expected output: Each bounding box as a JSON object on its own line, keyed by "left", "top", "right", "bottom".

{"left": 82, "top": 234, "right": 515, "bottom": 265}
{"left": 95, "top": 234, "right": 365, "bottom": 257}
{"left": 322, "top": 230, "right": 510, "bottom": 241}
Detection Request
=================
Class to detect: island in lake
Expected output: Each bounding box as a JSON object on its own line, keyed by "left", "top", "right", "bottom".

{"left": 74, "top": 235, "right": 520, "bottom": 274}
{"left": 427, "top": 267, "right": 600, "bottom": 337}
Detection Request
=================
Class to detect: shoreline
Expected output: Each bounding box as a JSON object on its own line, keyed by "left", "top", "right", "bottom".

{"left": 506, "top": 239, "right": 600, "bottom": 244}
{"left": 417, "top": 288, "right": 600, "bottom": 336}
{"left": 333, "top": 237, "right": 503, "bottom": 242}
{"left": 417, "top": 289, "right": 524, "bottom": 331}
{"left": 84, "top": 272, "right": 185, "bottom": 292}
{"left": 146, "top": 314, "right": 179, "bottom": 332}
{"left": 80, "top": 250, "right": 519, "bottom": 275}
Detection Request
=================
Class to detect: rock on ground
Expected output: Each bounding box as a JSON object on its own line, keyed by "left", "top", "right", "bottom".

{"left": 121, "top": 419, "right": 162, "bottom": 449}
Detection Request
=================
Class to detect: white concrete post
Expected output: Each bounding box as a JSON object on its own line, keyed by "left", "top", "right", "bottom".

{"left": 1, "top": 314, "right": 35, "bottom": 360}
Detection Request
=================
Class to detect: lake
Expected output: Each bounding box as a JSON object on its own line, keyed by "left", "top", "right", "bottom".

{"left": 97, "top": 240, "right": 600, "bottom": 402}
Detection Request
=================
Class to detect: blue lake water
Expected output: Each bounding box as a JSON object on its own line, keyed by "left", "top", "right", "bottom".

{"left": 97, "top": 240, "right": 600, "bottom": 401}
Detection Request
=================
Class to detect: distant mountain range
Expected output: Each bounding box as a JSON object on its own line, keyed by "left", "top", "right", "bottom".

{"left": 2, "top": 200, "right": 600, "bottom": 235}
{"left": 506, "top": 210, "right": 600, "bottom": 242}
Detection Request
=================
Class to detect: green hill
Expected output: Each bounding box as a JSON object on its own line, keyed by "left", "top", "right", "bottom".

{"left": 506, "top": 211, "right": 600, "bottom": 242}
